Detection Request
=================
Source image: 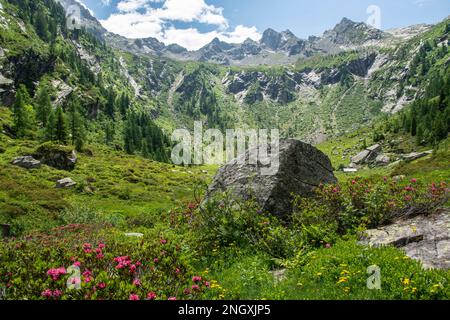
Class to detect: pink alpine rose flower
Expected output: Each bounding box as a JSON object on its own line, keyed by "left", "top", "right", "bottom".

{"left": 129, "top": 294, "right": 140, "bottom": 301}
{"left": 41, "top": 289, "right": 53, "bottom": 299}
{"left": 147, "top": 292, "right": 157, "bottom": 300}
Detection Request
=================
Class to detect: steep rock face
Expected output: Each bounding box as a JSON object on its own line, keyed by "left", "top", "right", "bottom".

{"left": 206, "top": 139, "right": 337, "bottom": 218}
{"left": 321, "top": 18, "right": 385, "bottom": 46}
{"left": 320, "top": 53, "right": 377, "bottom": 85}
{"left": 225, "top": 70, "right": 299, "bottom": 104}
{"left": 223, "top": 53, "right": 377, "bottom": 104}
{"left": 140, "top": 59, "right": 178, "bottom": 97}
{"left": 261, "top": 28, "right": 283, "bottom": 50}
{"left": 55, "top": 0, "right": 107, "bottom": 39}
{"left": 0, "top": 50, "right": 55, "bottom": 105}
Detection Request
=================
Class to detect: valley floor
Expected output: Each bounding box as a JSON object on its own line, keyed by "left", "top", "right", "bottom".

{"left": 0, "top": 121, "right": 449, "bottom": 300}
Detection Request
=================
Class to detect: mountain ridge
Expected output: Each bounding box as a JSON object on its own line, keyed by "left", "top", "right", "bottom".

{"left": 54, "top": 0, "right": 433, "bottom": 66}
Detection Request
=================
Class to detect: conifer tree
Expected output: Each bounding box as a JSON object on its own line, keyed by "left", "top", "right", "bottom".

{"left": 35, "top": 85, "right": 52, "bottom": 127}
{"left": 45, "top": 110, "right": 56, "bottom": 142}
{"left": 54, "top": 106, "right": 69, "bottom": 144}
{"left": 13, "top": 85, "right": 35, "bottom": 138}
{"left": 68, "top": 100, "right": 85, "bottom": 150}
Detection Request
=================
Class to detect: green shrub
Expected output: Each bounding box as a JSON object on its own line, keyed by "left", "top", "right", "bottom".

{"left": 292, "top": 177, "right": 449, "bottom": 235}
{"left": 181, "top": 194, "right": 301, "bottom": 259}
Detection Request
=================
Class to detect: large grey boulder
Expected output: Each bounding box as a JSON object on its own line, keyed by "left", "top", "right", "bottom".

{"left": 206, "top": 139, "right": 337, "bottom": 218}
{"left": 34, "top": 144, "right": 77, "bottom": 171}
{"left": 11, "top": 156, "right": 41, "bottom": 169}
{"left": 361, "top": 210, "right": 450, "bottom": 270}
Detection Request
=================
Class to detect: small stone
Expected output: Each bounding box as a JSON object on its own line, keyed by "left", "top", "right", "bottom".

{"left": 11, "top": 156, "right": 41, "bottom": 169}
{"left": 124, "top": 233, "right": 144, "bottom": 238}
{"left": 393, "top": 175, "right": 406, "bottom": 182}
{"left": 56, "top": 178, "right": 77, "bottom": 188}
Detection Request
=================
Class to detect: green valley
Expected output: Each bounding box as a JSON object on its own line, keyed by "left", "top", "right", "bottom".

{"left": 0, "top": 0, "right": 449, "bottom": 302}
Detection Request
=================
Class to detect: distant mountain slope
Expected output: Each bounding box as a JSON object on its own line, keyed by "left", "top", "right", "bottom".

{"left": 106, "top": 17, "right": 432, "bottom": 66}
{"left": 1, "top": 0, "right": 449, "bottom": 149}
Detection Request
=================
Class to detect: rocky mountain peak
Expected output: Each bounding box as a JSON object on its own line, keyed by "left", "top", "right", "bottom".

{"left": 321, "top": 16, "right": 384, "bottom": 46}
{"left": 53, "top": 2, "right": 433, "bottom": 66}
{"left": 281, "top": 29, "right": 297, "bottom": 39}
{"left": 336, "top": 17, "right": 357, "bottom": 29}
{"left": 261, "top": 28, "right": 283, "bottom": 50}
{"left": 55, "top": 0, "right": 106, "bottom": 38}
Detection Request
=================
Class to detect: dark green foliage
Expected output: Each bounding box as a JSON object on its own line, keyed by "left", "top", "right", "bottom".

{"left": 7, "top": 0, "right": 67, "bottom": 41}
{"left": 54, "top": 106, "right": 69, "bottom": 144}
{"left": 12, "top": 85, "right": 35, "bottom": 137}
{"left": 2, "top": 0, "right": 173, "bottom": 164}
{"left": 387, "top": 67, "right": 450, "bottom": 146}
{"left": 34, "top": 83, "right": 52, "bottom": 127}
{"left": 124, "top": 110, "right": 171, "bottom": 162}
{"left": 67, "top": 99, "right": 86, "bottom": 151}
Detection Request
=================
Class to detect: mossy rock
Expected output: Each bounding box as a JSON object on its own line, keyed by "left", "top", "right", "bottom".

{"left": 33, "top": 142, "right": 77, "bottom": 171}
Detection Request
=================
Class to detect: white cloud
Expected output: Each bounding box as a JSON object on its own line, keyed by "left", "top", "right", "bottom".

{"left": 156, "top": 0, "right": 228, "bottom": 28}
{"left": 414, "top": 0, "right": 431, "bottom": 7}
{"left": 100, "top": 0, "right": 261, "bottom": 50}
{"left": 162, "top": 25, "right": 261, "bottom": 50}
{"left": 219, "top": 25, "right": 261, "bottom": 44}
{"left": 101, "top": 11, "right": 163, "bottom": 39}
{"left": 117, "top": 0, "right": 151, "bottom": 13}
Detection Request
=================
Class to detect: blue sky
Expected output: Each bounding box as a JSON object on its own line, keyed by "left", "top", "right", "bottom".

{"left": 77, "top": 0, "right": 450, "bottom": 50}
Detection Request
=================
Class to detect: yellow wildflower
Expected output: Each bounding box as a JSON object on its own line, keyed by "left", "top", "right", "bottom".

{"left": 337, "top": 277, "right": 348, "bottom": 284}
{"left": 430, "top": 284, "right": 442, "bottom": 293}
{"left": 402, "top": 278, "right": 411, "bottom": 286}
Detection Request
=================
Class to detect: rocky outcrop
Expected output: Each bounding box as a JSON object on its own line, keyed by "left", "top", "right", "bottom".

{"left": 56, "top": 178, "right": 77, "bottom": 188}
{"left": 11, "top": 156, "right": 41, "bottom": 169}
{"left": 206, "top": 139, "right": 337, "bottom": 218}
{"left": 0, "top": 49, "right": 55, "bottom": 106}
{"left": 34, "top": 144, "right": 77, "bottom": 171}
{"left": 51, "top": 80, "right": 73, "bottom": 106}
{"left": 361, "top": 210, "right": 450, "bottom": 270}
{"left": 351, "top": 144, "right": 381, "bottom": 165}
{"left": 402, "top": 150, "right": 433, "bottom": 162}
{"left": 375, "top": 154, "right": 391, "bottom": 166}
{"left": 223, "top": 52, "right": 376, "bottom": 105}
